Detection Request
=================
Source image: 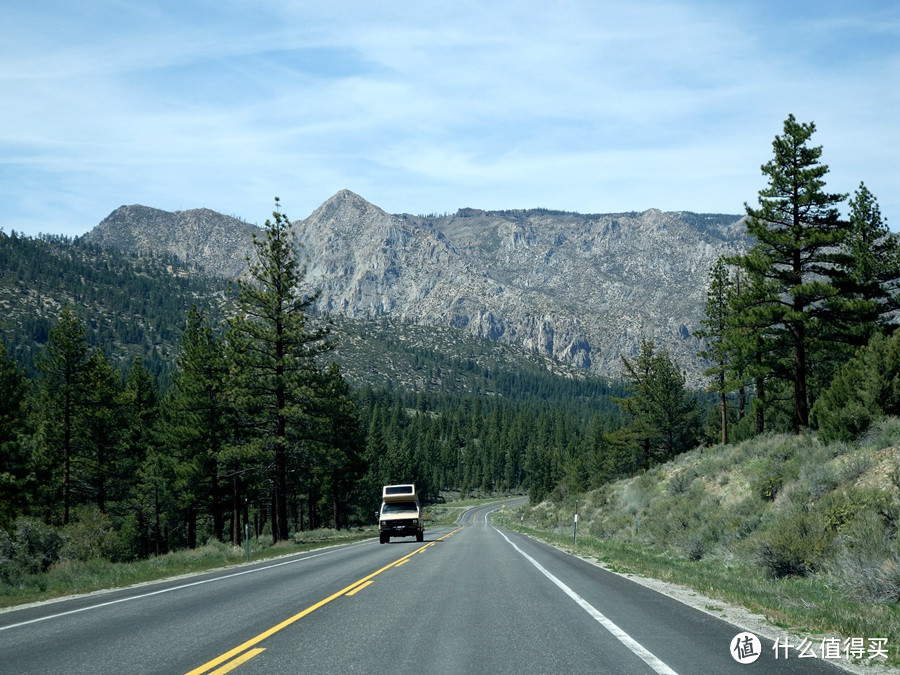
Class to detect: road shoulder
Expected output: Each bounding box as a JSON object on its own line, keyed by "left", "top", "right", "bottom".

{"left": 506, "top": 528, "right": 895, "bottom": 675}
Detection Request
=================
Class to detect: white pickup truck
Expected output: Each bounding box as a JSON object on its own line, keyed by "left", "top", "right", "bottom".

{"left": 378, "top": 484, "right": 424, "bottom": 544}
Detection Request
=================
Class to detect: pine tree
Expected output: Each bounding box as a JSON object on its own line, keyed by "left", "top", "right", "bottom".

{"left": 120, "top": 358, "right": 161, "bottom": 556}
{"left": 77, "top": 349, "right": 123, "bottom": 513}
{"left": 310, "top": 362, "right": 365, "bottom": 530}
{"left": 734, "top": 115, "right": 851, "bottom": 430}
{"left": 616, "top": 339, "right": 656, "bottom": 469}
{"left": 721, "top": 267, "right": 781, "bottom": 434}
{"left": 163, "top": 306, "right": 230, "bottom": 545}
{"left": 121, "top": 358, "right": 159, "bottom": 482}
{"left": 228, "top": 199, "right": 331, "bottom": 542}
{"left": 0, "top": 338, "right": 28, "bottom": 529}
{"left": 618, "top": 339, "right": 700, "bottom": 468}
{"left": 694, "top": 257, "right": 734, "bottom": 445}
{"left": 830, "top": 182, "right": 900, "bottom": 346}
{"left": 33, "top": 307, "right": 91, "bottom": 524}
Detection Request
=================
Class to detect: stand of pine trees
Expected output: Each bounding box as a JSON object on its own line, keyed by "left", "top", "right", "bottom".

{"left": 696, "top": 115, "right": 900, "bottom": 442}
{"left": 0, "top": 314, "right": 639, "bottom": 558}
{"left": 0, "top": 201, "right": 643, "bottom": 561}
{"left": 3, "top": 116, "right": 895, "bottom": 564}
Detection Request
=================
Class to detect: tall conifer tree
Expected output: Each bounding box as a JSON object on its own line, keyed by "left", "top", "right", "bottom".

{"left": 733, "top": 115, "right": 849, "bottom": 430}
{"left": 830, "top": 182, "right": 900, "bottom": 345}
{"left": 694, "top": 257, "right": 734, "bottom": 445}
{"left": 618, "top": 339, "right": 700, "bottom": 468}
{"left": 228, "top": 199, "right": 330, "bottom": 542}
{"left": 122, "top": 358, "right": 159, "bottom": 486}
{"left": 312, "top": 363, "right": 365, "bottom": 529}
{"left": 33, "top": 307, "right": 91, "bottom": 524}
{"left": 0, "top": 339, "right": 28, "bottom": 529}
{"left": 78, "top": 349, "right": 123, "bottom": 513}
{"left": 163, "top": 306, "right": 230, "bottom": 545}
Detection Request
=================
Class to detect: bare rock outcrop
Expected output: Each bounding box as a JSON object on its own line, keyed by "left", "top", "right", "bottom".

{"left": 83, "top": 190, "right": 750, "bottom": 382}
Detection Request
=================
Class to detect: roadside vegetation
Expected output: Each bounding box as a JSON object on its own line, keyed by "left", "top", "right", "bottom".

{"left": 0, "top": 523, "right": 374, "bottom": 610}
{"left": 0, "top": 495, "right": 501, "bottom": 610}
{"left": 495, "top": 420, "right": 900, "bottom": 666}
{"left": 2, "top": 114, "right": 899, "bottom": 666}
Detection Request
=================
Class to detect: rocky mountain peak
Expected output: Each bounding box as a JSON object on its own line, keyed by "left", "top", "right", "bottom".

{"left": 309, "top": 189, "right": 388, "bottom": 227}
{"left": 83, "top": 205, "right": 260, "bottom": 278}
{"left": 83, "top": 193, "right": 751, "bottom": 382}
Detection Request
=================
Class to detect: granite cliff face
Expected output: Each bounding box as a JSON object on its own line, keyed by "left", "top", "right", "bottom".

{"left": 84, "top": 205, "right": 259, "bottom": 278}
{"left": 294, "top": 191, "right": 749, "bottom": 381}
{"left": 83, "top": 190, "right": 750, "bottom": 381}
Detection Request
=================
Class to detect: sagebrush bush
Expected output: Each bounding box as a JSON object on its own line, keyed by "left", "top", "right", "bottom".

{"left": 749, "top": 459, "right": 786, "bottom": 502}
{"left": 588, "top": 512, "right": 634, "bottom": 538}
{"left": 799, "top": 462, "right": 841, "bottom": 499}
{"left": 756, "top": 506, "right": 834, "bottom": 578}
{"left": 826, "top": 511, "right": 900, "bottom": 604}
{"left": 861, "top": 416, "right": 900, "bottom": 451}
{"left": 819, "top": 487, "right": 895, "bottom": 533}
{"left": 839, "top": 452, "right": 872, "bottom": 484}
{"left": 644, "top": 488, "right": 710, "bottom": 540}
{"left": 677, "top": 519, "right": 724, "bottom": 562}
{"left": 666, "top": 469, "right": 695, "bottom": 496}
{"left": 720, "top": 495, "right": 766, "bottom": 545}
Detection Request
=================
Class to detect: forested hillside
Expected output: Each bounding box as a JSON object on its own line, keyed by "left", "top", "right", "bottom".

{"left": 0, "top": 230, "right": 223, "bottom": 380}
{"left": 0, "top": 218, "right": 642, "bottom": 565}
{"left": 2, "top": 115, "right": 898, "bottom": 592}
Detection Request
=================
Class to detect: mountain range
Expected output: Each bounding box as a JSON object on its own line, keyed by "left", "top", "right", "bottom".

{"left": 82, "top": 190, "right": 751, "bottom": 382}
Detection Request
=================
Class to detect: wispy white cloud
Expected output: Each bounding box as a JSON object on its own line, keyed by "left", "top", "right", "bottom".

{"left": 0, "top": 0, "right": 897, "bottom": 235}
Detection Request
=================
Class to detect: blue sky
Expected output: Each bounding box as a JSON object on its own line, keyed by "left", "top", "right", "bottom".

{"left": 2, "top": 1, "right": 897, "bottom": 237}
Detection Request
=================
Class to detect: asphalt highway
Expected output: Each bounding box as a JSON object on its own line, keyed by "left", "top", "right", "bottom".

{"left": 0, "top": 502, "right": 850, "bottom": 674}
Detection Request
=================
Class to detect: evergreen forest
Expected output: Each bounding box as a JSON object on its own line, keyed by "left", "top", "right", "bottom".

{"left": 1, "top": 115, "right": 898, "bottom": 574}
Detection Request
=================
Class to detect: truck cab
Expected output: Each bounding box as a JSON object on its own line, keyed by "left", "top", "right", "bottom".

{"left": 378, "top": 484, "right": 424, "bottom": 544}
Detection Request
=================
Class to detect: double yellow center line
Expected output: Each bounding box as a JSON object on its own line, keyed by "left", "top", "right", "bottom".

{"left": 187, "top": 527, "right": 463, "bottom": 675}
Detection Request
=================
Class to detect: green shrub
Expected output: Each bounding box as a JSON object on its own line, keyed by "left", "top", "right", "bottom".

{"left": 666, "top": 469, "right": 695, "bottom": 496}
{"left": 750, "top": 459, "right": 786, "bottom": 502}
{"left": 826, "top": 511, "right": 900, "bottom": 604}
{"left": 729, "top": 412, "right": 759, "bottom": 445}
{"left": 1, "top": 518, "right": 64, "bottom": 580}
{"left": 812, "top": 333, "right": 900, "bottom": 443}
{"left": 820, "top": 488, "right": 895, "bottom": 533}
{"left": 756, "top": 507, "right": 833, "bottom": 578}
{"left": 62, "top": 506, "right": 124, "bottom": 563}
{"left": 815, "top": 400, "right": 876, "bottom": 445}
{"left": 0, "top": 530, "right": 14, "bottom": 583}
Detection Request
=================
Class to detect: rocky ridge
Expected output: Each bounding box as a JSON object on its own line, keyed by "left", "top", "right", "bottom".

{"left": 82, "top": 190, "right": 751, "bottom": 381}
{"left": 85, "top": 205, "right": 258, "bottom": 278}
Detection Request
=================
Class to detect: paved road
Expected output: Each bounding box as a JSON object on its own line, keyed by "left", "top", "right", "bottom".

{"left": 0, "top": 501, "right": 850, "bottom": 674}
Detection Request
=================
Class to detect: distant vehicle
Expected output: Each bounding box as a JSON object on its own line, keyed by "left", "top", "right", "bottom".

{"left": 378, "top": 484, "right": 424, "bottom": 544}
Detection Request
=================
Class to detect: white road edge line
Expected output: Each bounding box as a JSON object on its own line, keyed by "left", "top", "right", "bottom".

{"left": 494, "top": 527, "right": 679, "bottom": 675}
{"left": 0, "top": 542, "right": 366, "bottom": 632}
